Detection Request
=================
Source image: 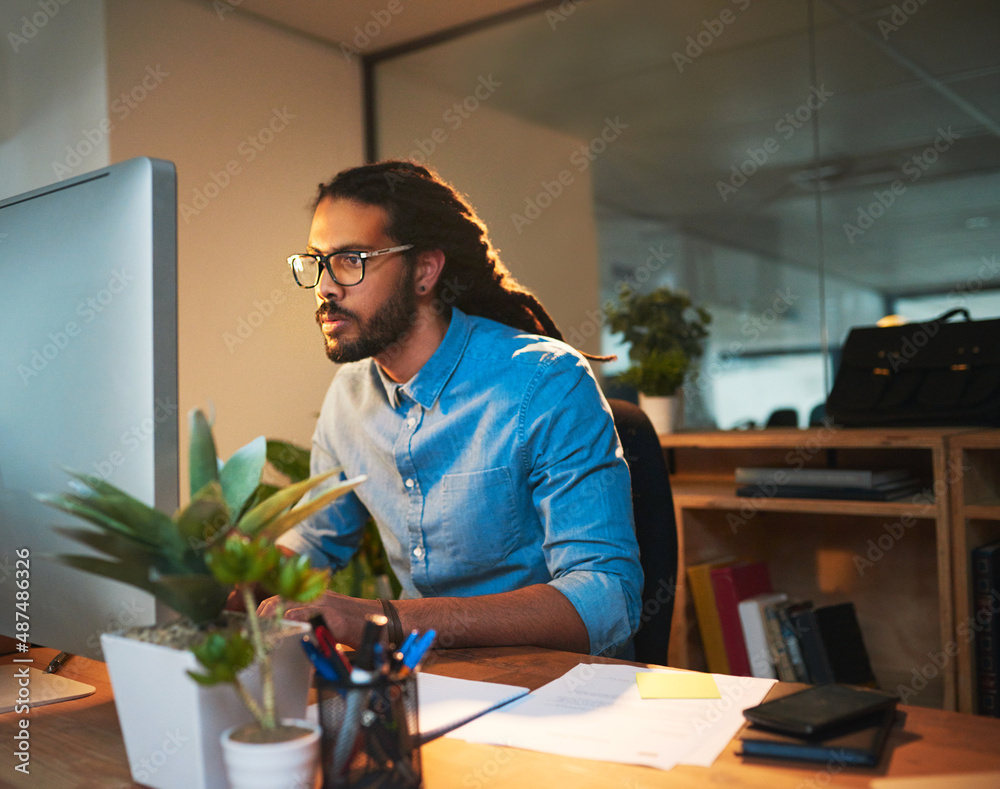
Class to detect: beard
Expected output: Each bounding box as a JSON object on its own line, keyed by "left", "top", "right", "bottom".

{"left": 315, "top": 266, "right": 418, "bottom": 364}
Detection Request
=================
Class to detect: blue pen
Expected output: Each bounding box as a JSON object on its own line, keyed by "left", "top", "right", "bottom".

{"left": 301, "top": 638, "right": 342, "bottom": 683}
{"left": 398, "top": 628, "right": 436, "bottom": 678}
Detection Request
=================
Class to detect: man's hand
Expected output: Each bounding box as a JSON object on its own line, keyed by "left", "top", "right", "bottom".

{"left": 257, "top": 590, "right": 380, "bottom": 649}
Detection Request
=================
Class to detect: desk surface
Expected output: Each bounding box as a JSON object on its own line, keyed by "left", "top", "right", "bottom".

{"left": 4, "top": 646, "right": 1000, "bottom": 788}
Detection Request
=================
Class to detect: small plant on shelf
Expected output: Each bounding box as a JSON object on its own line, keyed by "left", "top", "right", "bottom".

{"left": 606, "top": 284, "right": 711, "bottom": 397}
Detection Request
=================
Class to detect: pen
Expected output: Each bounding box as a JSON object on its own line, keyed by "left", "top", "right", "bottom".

{"left": 333, "top": 614, "right": 388, "bottom": 776}
{"left": 44, "top": 651, "right": 72, "bottom": 674}
{"left": 396, "top": 628, "right": 436, "bottom": 679}
{"left": 301, "top": 639, "right": 344, "bottom": 683}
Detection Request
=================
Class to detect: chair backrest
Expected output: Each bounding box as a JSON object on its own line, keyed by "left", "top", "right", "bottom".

{"left": 607, "top": 398, "right": 678, "bottom": 665}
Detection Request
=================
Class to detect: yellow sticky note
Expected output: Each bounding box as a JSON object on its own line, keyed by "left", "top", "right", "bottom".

{"left": 636, "top": 671, "right": 721, "bottom": 699}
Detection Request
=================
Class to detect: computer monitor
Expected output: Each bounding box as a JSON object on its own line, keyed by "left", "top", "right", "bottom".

{"left": 0, "top": 157, "right": 179, "bottom": 659}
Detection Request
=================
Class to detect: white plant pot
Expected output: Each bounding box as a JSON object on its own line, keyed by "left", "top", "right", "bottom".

{"left": 100, "top": 620, "right": 311, "bottom": 789}
{"left": 639, "top": 392, "right": 683, "bottom": 434}
{"left": 221, "top": 718, "right": 320, "bottom": 789}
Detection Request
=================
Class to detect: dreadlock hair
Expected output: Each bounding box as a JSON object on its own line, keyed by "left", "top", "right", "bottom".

{"left": 313, "top": 160, "right": 611, "bottom": 360}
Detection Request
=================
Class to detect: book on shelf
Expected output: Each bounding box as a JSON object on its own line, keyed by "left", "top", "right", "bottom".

{"left": 735, "top": 479, "right": 923, "bottom": 503}
{"left": 687, "top": 559, "right": 736, "bottom": 674}
{"left": 734, "top": 466, "right": 913, "bottom": 489}
{"left": 738, "top": 592, "right": 788, "bottom": 679}
{"left": 710, "top": 560, "right": 773, "bottom": 677}
{"left": 739, "top": 706, "right": 900, "bottom": 767}
{"left": 972, "top": 538, "right": 1000, "bottom": 717}
{"left": 790, "top": 602, "right": 877, "bottom": 687}
{"left": 774, "top": 601, "right": 813, "bottom": 683}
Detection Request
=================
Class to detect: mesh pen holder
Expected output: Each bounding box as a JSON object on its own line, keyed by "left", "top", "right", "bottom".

{"left": 316, "top": 672, "right": 422, "bottom": 789}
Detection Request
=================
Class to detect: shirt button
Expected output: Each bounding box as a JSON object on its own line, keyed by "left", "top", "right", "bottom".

{"left": 412, "top": 546, "right": 424, "bottom": 559}
{"left": 407, "top": 417, "right": 416, "bottom": 428}
{"left": 405, "top": 478, "right": 415, "bottom": 489}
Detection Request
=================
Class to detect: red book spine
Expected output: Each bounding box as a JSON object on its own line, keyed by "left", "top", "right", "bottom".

{"left": 710, "top": 562, "right": 773, "bottom": 676}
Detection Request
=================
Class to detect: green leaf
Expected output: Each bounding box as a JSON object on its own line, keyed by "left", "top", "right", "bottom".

{"left": 255, "top": 474, "right": 367, "bottom": 540}
{"left": 266, "top": 440, "right": 310, "bottom": 483}
{"left": 53, "top": 526, "right": 164, "bottom": 566}
{"left": 52, "top": 554, "right": 158, "bottom": 595}
{"left": 265, "top": 553, "right": 329, "bottom": 603}
{"left": 206, "top": 537, "right": 280, "bottom": 586}
{"left": 188, "top": 630, "right": 254, "bottom": 685}
{"left": 174, "top": 482, "right": 231, "bottom": 553}
{"left": 189, "top": 409, "right": 220, "bottom": 499}
{"left": 37, "top": 493, "right": 161, "bottom": 548}
{"left": 236, "top": 467, "right": 352, "bottom": 538}
{"left": 150, "top": 573, "right": 231, "bottom": 623}
{"left": 220, "top": 436, "right": 267, "bottom": 517}
{"left": 45, "top": 470, "right": 177, "bottom": 547}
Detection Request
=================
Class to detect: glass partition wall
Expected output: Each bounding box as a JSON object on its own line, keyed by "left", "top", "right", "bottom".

{"left": 371, "top": 0, "right": 1000, "bottom": 429}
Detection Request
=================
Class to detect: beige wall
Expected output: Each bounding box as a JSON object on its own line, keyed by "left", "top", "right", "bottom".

{"left": 0, "top": 0, "right": 110, "bottom": 198}
{"left": 375, "top": 70, "right": 603, "bottom": 358}
{"left": 105, "top": 0, "right": 364, "bottom": 472}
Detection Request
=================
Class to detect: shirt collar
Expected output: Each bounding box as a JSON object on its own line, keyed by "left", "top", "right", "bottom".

{"left": 374, "top": 307, "right": 472, "bottom": 410}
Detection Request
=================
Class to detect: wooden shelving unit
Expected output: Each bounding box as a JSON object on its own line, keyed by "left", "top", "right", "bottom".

{"left": 660, "top": 427, "right": 959, "bottom": 710}
{"left": 949, "top": 430, "right": 1000, "bottom": 714}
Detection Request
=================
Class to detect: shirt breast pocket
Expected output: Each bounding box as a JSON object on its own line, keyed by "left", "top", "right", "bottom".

{"left": 441, "top": 466, "right": 520, "bottom": 568}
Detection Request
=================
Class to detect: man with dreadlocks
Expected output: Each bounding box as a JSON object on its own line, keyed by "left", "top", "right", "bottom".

{"left": 268, "top": 161, "right": 642, "bottom": 656}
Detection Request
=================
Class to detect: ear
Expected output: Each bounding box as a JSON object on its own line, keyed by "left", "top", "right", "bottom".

{"left": 413, "top": 248, "right": 446, "bottom": 296}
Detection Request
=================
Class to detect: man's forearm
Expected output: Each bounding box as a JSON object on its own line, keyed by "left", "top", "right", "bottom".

{"left": 271, "top": 584, "right": 591, "bottom": 654}
{"left": 394, "top": 584, "right": 591, "bottom": 653}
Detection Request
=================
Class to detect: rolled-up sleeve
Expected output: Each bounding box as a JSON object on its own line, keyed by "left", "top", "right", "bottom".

{"left": 275, "top": 428, "right": 370, "bottom": 571}
{"left": 521, "top": 351, "right": 643, "bottom": 655}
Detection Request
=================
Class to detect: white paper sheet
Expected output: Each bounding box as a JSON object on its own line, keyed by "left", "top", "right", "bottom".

{"left": 449, "top": 663, "right": 776, "bottom": 771}
{"left": 416, "top": 672, "right": 529, "bottom": 740}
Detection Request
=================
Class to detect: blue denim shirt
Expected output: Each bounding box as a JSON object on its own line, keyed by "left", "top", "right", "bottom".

{"left": 277, "top": 308, "right": 642, "bottom": 655}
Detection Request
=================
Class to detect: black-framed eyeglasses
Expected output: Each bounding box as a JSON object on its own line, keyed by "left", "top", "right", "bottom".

{"left": 287, "top": 244, "right": 414, "bottom": 288}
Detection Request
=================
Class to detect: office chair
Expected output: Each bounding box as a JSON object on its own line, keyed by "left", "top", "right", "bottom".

{"left": 765, "top": 408, "right": 799, "bottom": 427}
{"left": 607, "top": 398, "right": 679, "bottom": 666}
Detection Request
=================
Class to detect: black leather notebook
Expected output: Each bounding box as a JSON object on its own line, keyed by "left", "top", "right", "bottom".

{"left": 738, "top": 707, "right": 902, "bottom": 767}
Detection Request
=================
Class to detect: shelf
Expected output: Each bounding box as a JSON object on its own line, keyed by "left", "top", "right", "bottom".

{"left": 661, "top": 428, "right": 958, "bottom": 711}
{"left": 673, "top": 478, "right": 939, "bottom": 518}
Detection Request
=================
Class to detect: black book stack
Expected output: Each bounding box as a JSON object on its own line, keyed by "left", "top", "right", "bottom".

{"left": 972, "top": 539, "right": 1000, "bottom": 717}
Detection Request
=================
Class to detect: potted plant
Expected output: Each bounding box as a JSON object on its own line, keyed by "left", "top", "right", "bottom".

{"left": 189, "top": 531, "right": 331, "bottom": 789}
{"left": 606, "top": 285, "right": 711, "bottom": 433}
{"left": 39, "top": 408, "right": 364, "bottom": 789}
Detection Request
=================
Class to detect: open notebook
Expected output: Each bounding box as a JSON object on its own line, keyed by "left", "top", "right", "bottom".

{"left": 0, "top": 665, "right": 96, "bottom": 713}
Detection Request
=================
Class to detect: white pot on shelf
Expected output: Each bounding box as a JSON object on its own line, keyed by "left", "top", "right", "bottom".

{"left": 638, "top": 391, "right": 683, "bottom": 434}
{"left": 100, "top": 619, "right": 311, "bottom": 789}
{"left": 220, "top": 718, "right": 321, "bottom": 789}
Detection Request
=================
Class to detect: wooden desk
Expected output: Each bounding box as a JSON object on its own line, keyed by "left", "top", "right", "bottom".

{"left": 4, "top": 647, "right": 1000, "bottom": 788}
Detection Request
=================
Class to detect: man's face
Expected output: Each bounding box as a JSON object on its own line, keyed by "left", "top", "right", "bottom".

{"left": 309, "top": 198, "right": 417, "bottom": 364}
